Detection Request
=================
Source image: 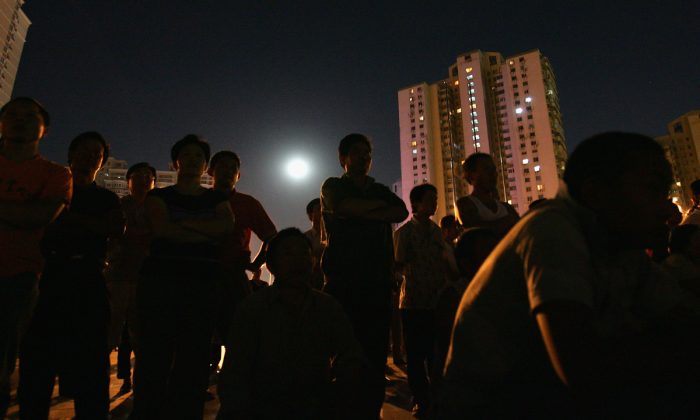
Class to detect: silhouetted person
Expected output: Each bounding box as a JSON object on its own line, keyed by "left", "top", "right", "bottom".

{"left": 132, "top": 135, "right": 235, "bottom": 419}
{"left": 664, "top": 224, "right": 700, "bottom": 297}
{"left": 455, "top": 153, "right": 519, "bottom": 238}
{"left": 105, "top": 162, "right": 156, "bottom": 394}
{"left": 19, "top": 131, "right": 123, "bottom": 419}
{"left": 439, "top": 214, "right": 461, "bottom": 246}
{"left": 321, "top": 133, "right": 408, "bottom": 418}
{"left": 433, "top": 228, "right": 498, "bottom": 375}
{"left": 393, "top": 183, "right": 450, "bottom": 417}
{"left": 681, "top": 179, "right": 700, "bottom": 225}
{"left": 210, "top": 150, "right": 277, "bottom": 344}
{"left": 217, "top": 228, "right": 363, "bottom": 419}
{"left": 441, "top": 132, "right": 700, "bottom": 418}
{"left": 0, "top": 98, "right": 71, "bottom": 417}
{"left": 304, "top": 198, "right": 325, "bottom": 290}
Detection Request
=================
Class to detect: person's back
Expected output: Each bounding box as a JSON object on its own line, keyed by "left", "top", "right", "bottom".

{"left": 441, "top": 132, "right": 700, "bottom": 418}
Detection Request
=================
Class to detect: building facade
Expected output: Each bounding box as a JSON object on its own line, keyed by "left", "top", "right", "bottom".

{"left": 398, "top": 49, "right": 567, "bottom": 221}
{"left": 96, "top": 157, "right": 214, "bottom": 198}
{"left": 0, "top": 0, "right": 29, "bottom": 104}
{"left": 656, "top": 110, "right": 700, "bottom": 211}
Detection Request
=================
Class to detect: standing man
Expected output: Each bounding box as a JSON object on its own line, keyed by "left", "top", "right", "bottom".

{"left": 19, "top": 131, "right": 123, "bottom": 418}
{"left": 106, "top": 162, "right": 156, "bottom": 393}
{"left": 321, "top": 133, "right": 409, "bottom": 418}
{"left": 209, "top": 151, "right": 277, "bottom": 344}
{"left": 0, "top": 98, "right": 72, "bottom": 417}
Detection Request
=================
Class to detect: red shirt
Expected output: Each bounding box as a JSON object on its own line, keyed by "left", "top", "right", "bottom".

{"left": 220, "top": 190, "right": 276, "bottom": 267}
{"left": 0, "top": 154, "right": 72, "bottom": 277}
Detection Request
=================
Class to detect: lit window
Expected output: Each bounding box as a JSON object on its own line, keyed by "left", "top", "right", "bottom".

{"left": 410, "top": 89, "right": 414, "bottom": 93}
{"left": 411, "top": 141, "right": 417, "bottom": 147}
{"left": 515, "top": 107, "right": 523, "bottom": 114}
{"left": 409, "top": 97, "right": 413, "bottom": 102}
{"left": 522, "top": 158, "right": 529, "bottom": 164}
{"left": 454, "top": 80, "right": 459, "bottom": 86}
{"left": 509, "top": 60, "right": 514, "bottom": 65}
{"left": 534, "top": 165, "right": 541, "bottom": 172}
{"left": 537, "top": 184, "right": 544, "bottom": 191}
{"left": 471, "top": 104, "right": 477, "bottom": 109}
{"left": 469, "top": 89, "right": 475, "bottom": 94}
{"left": 466, "top": 67, "right": 473, "bottom": 73}
{"left": 456, "top": 108, "right": 462, "bottom": 113}
{"left": 525, "top": 97, "right": 532, "bottom": 103}
{"left": 476, "top": 142, "right": 481, "bottom": 147}
{"left": 474, "top": 135, "right": 480, "bottom": 140}
{"left": 412, "top": 149, "right": 417, "bottom": 154}
{"left": 419, "top": 116, "right": 424, "bottom": 121}
{"left": 467, "top": 75, "right": 474, "bottom": 80}
{"left": 471, "top": 111, "right": 478, "bottom": 117}
{"left": 676, "top": 181, "right": 682, "bottom": 186}
{"left": 507, "top": 200, "right": 512, "bottom": 205}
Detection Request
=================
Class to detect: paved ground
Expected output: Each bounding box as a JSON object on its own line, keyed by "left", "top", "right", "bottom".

{"left": 6, "top": 351, "right": 414, "bottom": 419}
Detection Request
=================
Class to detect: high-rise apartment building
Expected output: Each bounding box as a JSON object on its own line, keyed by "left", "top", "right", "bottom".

{"left": 656, "top": 110, "right": 700, "bottom": 210}
{"left": 0, "top": 0, "right": 29, "bottom": 104}
{"left": 398, "top": 49, "right": 567, "bottom": 221}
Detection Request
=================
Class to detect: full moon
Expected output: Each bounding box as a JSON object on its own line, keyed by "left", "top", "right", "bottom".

{"left": 286, "top": 158, "right": 309, "bottom": 179}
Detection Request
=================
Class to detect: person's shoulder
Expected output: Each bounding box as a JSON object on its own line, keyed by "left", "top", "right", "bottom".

{"left": 36, "top": 157, "right": 71, "bottom": 177}
{"left": 148, "top": 186, "right": 172, "bottom": 197}
{"left": 232, "top": 190, "right": 263, "bottom": 206}
{"left": 310, "top": 289, "right": 345, "bottom": 313}
{"left": 321, "top": 176, "right": 343, "bottom": 189}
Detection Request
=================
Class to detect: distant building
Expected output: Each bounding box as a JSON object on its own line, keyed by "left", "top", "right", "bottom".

{"left": 0, "top": 0, "right": 30, "bottom": 104}
{"left": 656, "top": 110, "right": 700, "bottom": 210}
{"left": 96, "top": 157, "right": 214, "bottom": 198}
{"left": 398, "top": 49, "right": 567, "bottom": 221}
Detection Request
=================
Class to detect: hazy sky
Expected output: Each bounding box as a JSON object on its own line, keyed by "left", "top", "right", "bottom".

{"left": 14, "top": 0, "right": 700, "bottom": 230}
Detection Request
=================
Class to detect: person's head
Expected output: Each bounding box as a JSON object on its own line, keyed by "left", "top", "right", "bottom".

{"left": 338, "top": 133, "right": 372, "bottom": 176}
{"left": 690, "top": 180, "right": 700, "bottom": 205}
{"left": 306, "top": 198, "right": 321, "bottom": 227}
{"left": 126, "top": 162, "right": 156, "bottom": 194}
{"left": 462, "top": 153, "right": 497, "bottom": 191}
{"left": 208, "top": 150, "right": 241, "bottom": 190}
{"left": 440, "top": 214, "right": 461, "bottom": 244}
{"left": 669, "top": 224, "right": 700, "bottom": 264}
{"left": 170, "top": 134, "right": 210, "bottom": 177}
{"left": 0, "top": 97, "right": 50, "bottom": 144}
{"left": 68, "top": 132, "right": 109, "bottom": 180}
{"left": 410, "top": 183, "right": 438, "bottom": 217}
{"left": 266, "top": 227, "right": 313, "bottom": 283}
{"left": 454, "top": 228, "right": 499, "bottom": 278}
{"left": 563, "top": 132, "right": 673, "bottom": 250}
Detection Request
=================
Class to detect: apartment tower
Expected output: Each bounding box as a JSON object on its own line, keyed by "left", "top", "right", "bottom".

{"left": 656, "top": 110, "right": 700, "bottom": 210}
{"left": 0, "top": 0, "right": 29, "bottom": 104}
{"left": 398, "top": 49, "right": 567, "bottom": 221}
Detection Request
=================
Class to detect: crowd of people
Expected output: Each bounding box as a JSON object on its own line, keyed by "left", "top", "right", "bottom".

{"left": 1, "top": 96, "right": 700, "bottom": 419}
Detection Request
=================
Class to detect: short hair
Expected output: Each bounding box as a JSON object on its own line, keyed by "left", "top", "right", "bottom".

{"left": 266, "top": 227, "right": 312, "bottom": 274}
{"left": 209, "top": 150, "right": 241, "bottom": 174}
{"left": 440, "top": 214, "right": 457, "bottom": 230}
{"left": 690, "top": 180, "right": 700, "bottom": 196}
{"left": 68, "top": 131, "right": 109, "bottom": 166}
{"left": 409, "top": 183, "right": 437, "bottom": 213}
{"left": 126, "top": 162, "right": 157, "bottom": 181}
{"left": 462, "top": 153, "right": 493, "bottom": 174}
{"left": 669, "top": 224, "right": 700, "bottom": 254}
{"left": 338, "top": 133, "right": 372, "bottom": 156}
{"left": 306, "top": 198, "right": 321, "bottom": 216}
{"left": 1, "top": 97, "right": 50, "bottom": 127}
{"left": 563, "top": 132, "right": 670, "bottom": 202}
{"left": 170, "top": 134, "right": 211, "bottom": 165}
{"left": 454, "top": 228, "right": 499, "bottom": 262}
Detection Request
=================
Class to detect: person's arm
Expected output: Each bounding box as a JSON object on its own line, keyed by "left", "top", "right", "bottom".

{"left": 145, "top": 195, "right": 210, "bottom": 243}
{"left": 247, "top": 202, "right": 278, "bottom": 272}
{"left": 179, "top": 200, "right": 235, "bottom": 238}
{"left": 0, "top": 198, "right": 67, "bottom": 229}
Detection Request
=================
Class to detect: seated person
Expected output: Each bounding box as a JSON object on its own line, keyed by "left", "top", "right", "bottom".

{"left": 217, "top": 228, "right": 364, "bottom": 420}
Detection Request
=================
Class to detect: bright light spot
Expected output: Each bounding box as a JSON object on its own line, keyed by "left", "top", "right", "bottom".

{"left": 523, "top": 158, "right": 529, "bottom": 164}
{"left": 672, "top": 197, "right": 679, "bottom": 203}
{"left": 466, "top": 67, "right": 473, "bottom": 73}
{"left": 515, "top": 107, "right": 523, "bottom": 114}
{"left": 525, "top": 97, "right": 532, "bottom": 103}
{"left": 676, "top": 181, "right": 682, "bottom": 186}
{"left": 286, "top": 158, "right": 309, "bottom": 179}
{"left": 419, "top": 116, "right": 424, "bottom": 121}
{"left": 534, "top": 165, "right": 541, "bottom": 172}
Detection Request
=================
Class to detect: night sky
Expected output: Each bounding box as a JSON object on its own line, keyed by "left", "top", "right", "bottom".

{"left": 13, "top": 1, "right": 700, "bottom": 231}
